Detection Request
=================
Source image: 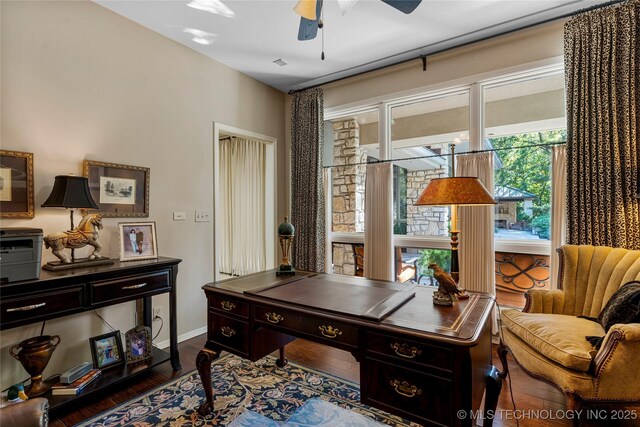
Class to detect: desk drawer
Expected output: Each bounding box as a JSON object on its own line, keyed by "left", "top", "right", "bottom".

{"left": 366, "top": 331, "right": 452, "bottom": 372}
{"left": 1, "top": 287, "right": 83, "bottom": 326}
{"left": 209, "top": 313, "right": 249, "bottom": 357}
{"left": 210, "top": 294, "right": 249, "bottom": 318}
{"left": 254, "top": 305, "right": 303, "bottom": 331}
{"left": 302, "top": 316, "right": 358, "bottom": 349}
{"left": 90, "top": 270, "right": 170, "bottom": 305}
{"left": 363, "top": 358, "right": 452, "bottom": 426}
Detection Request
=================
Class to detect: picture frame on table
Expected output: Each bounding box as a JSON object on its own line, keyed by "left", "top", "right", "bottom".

{"left": 118, "top": 221, "right": 158, "bottom": 261}
{"left": 83, "top": 160, "right": 149, "bottom": 217}
{"left": 89, "top": 331, "right": 124, "bottom": 370}
{"left": 125, "top": 325, "right": 153, "bottom": 364}
{"left": 0, "top": 150, "right": 34, "bottom": 219}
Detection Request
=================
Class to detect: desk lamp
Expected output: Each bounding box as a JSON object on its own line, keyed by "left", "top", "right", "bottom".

{"left": 41, "top": 175, "right": 112, "bottom": 270}
{"left": 415, "top": 144, "right": 496, "bottom": 284}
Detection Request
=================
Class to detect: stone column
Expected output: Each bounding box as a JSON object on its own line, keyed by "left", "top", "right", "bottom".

{"left": 331, "top": 119, "right": 366, "bottom": 275}
{"left": 406, "top": 166, "right": 449, "bottom": 236}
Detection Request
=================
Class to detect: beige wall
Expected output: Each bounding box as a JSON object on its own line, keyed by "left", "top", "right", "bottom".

{"left": 322, "top": 20, "right": 566, "bottom": 108}
{"left": 0, "top": 1, "right": 286, "bottom": 388}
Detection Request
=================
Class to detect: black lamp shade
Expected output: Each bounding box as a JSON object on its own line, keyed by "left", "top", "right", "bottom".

{"left": 41, "top": 175, "right": 98, "bottom": 209}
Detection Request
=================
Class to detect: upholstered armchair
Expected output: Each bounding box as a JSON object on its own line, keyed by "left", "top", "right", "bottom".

{"left": 498, "top": 245, "right": 640, "bottom": 419}
{"left": 0, "top": 397, "right": 48, "bottom": 426}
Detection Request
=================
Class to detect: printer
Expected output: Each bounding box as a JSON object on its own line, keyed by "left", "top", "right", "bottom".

{"left": 0, "top": 228, "right": 43, "bottom": 283}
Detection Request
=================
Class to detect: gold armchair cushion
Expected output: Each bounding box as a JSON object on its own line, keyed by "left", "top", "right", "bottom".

{"left": 502, "top": 309, "right": 603, "bottom": 372}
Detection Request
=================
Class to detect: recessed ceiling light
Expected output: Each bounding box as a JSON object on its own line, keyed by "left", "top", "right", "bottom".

{"left": 273, "top": 59, "right": 288, "bottom": 67}
{"left": 182, "top": 27, "right": 217, "bottom": 45}
{"left": 187, "top": 0, "right": 235, "bottom": 18}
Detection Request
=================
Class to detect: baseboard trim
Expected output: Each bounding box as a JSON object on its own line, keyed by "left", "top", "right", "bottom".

{"left": 154, "top": 326, "right": 207, "bottom": 350}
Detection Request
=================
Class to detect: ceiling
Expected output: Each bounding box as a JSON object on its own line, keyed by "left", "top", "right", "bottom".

{"left": 96, "top": 0, "right": 612, "bottom": 93}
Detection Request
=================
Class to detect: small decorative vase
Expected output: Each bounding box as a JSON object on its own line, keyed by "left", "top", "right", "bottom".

{"left": 9, "top": 335, "right": 61, "bottom": 397}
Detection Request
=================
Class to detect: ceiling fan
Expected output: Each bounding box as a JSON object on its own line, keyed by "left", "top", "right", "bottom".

{"left": 294, "top": 0, "right": 423, "bottom": 41}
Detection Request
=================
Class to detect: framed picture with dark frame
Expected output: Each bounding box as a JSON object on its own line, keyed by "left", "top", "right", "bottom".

{"left": 0, "top": 150, "right": 34, "bottom": 219}
{"left": 83, "top": 160, "right": 149, "bottom": 217}
{"left": 125, "top": 325, "right": 152, "bottom": 364}
{"left": 118, "top": 221, "right": 158, "bottom": 261}
{"left": 89, "top": 331, "right": 125, "bottom": 370}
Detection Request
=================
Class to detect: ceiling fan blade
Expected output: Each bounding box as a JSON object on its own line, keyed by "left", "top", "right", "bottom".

{"left": 293, "top": 0, "right": 317, "bottom": 20}
{"left": 297, "top": 0, "right": 323, "bottom": 41}
{"left": 380, "top": 0, "right": 422, "bottom": 14}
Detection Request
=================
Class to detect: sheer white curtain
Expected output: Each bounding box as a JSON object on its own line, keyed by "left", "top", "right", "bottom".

{"left": 550, "top": 145, "right": 567, "bottom": 289}
{"left": 364, "top": 163, "right": 394, "bottom": 281}
{"left": 457, "top": 152, "right": 497, "bottom": 332}
{"left": 218, "top": 136, "right": 266, "bottom": 276}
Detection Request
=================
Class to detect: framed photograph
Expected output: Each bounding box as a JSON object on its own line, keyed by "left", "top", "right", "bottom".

{"left": 83, "top": 160, "right": 149, "bottom": 217}
{"left": 89, "top": 331, "right": 125, "bottom": 370}
{"left": 118, "top": 221, "right": 158, "bottom": 261}
{"left": 125, "top": 325, "right": 152, "bottom": 364}
{"left": 0, "top": 150, "right": 34, "bottom": 219}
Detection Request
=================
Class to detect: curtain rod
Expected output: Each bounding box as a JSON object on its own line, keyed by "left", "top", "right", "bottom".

{"left": 322, "top": 141, "right": 566, "bottom": 169}
{"left": 288, "top": 0, "right": 623, "bottom": 95}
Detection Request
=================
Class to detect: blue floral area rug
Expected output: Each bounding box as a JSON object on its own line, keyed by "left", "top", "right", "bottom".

{"left": 76, "top": 353, "right": 418, "bottom": 426}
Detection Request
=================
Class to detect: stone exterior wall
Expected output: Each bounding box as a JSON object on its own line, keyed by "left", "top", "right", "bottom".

{"left": 406, "top": 166, "right": 449, "bottom": 236}
{"left": 330, "top": 119, "right": 366, "bottom": 276}
{"left": 332, "top": 243, "right": 355, "bottom": 276}
{"left": 332, "top": 119, "right": 366, "bottom": 233}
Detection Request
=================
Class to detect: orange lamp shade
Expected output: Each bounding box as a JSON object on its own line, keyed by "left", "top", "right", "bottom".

{"left": 415, "top": 177, "right": 496, "bottom": 206}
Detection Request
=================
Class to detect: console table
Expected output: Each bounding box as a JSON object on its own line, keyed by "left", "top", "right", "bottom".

{"left": 197, "top": 271, "right": 501, "bottom": 427}
{"left": 0, "top": 257, "right": 181, "bottom": 414}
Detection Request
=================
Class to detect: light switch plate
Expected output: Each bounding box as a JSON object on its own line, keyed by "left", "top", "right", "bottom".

{"left": 173, "top": 211, "right": 186, "bottom": 221}
{"left": 195, "top": 210, "right": 211, "bottom": 222}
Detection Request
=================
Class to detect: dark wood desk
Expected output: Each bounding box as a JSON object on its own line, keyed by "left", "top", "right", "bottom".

{"left": 0, "top": 257, "right": 181, "bottom": 414}
{"left": 197, "top": 271, "right": 501, "bottom": 426}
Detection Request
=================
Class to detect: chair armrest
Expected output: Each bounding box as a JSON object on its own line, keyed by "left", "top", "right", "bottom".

{"left": 523, "top": 289, "right": 565, "bottom": 314}
{"left": 594, "top": 323, "right": 640, "bottom": 376}
{"left": 0, "top": 397, "right": 49, "bottom": 427}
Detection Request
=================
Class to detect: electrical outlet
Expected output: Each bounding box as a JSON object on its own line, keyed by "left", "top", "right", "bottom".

{"left": 153, "top": 306, "right": 162, "bottom": 319}
{"left": 173, "top": 211, "right": 186, "bottom": 221}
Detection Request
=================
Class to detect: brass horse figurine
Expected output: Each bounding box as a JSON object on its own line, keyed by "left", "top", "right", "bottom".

{"left": 44, "top": 213, "right": 105, "bottom": 263}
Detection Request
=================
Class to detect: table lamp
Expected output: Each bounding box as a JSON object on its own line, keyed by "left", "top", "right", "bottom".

{"left": 276, "top": 216, "right": 295, "bottom": 275}
{"left": 415, "top": 144, "right": 496, "bottom": 283}
{"left": 41, "top": 175, "right": 113, "bottom": 270}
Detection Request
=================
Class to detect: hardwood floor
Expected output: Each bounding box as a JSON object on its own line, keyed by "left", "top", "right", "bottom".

{"left": 50, "top": 335, "right": 639, "bottom": 427}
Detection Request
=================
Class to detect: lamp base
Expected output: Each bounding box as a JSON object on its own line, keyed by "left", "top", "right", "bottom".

{"left": 276, "top": 265, "right": 295, "bottom": 276}
{"left": 43, "top": 257, "right": 114, "bottom": 271}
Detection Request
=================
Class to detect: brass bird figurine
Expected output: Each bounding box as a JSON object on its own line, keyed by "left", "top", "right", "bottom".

{"left": 429, "top": 263, "right": 464, "bottom": 297}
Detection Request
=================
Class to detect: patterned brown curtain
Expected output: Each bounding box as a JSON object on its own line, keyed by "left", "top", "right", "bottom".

{"left": 290, "top": 88, "right": 325, "bottom": 271}
{"left": 564, "top": 0, "right": 640, "bottom": 250}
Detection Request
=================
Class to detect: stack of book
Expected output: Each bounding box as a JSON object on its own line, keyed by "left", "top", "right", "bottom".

{"left": 51, "top": 369, "right": 101, "bottom": 396}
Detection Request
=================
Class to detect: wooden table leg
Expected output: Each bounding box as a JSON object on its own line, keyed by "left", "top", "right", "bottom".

{"left": 483, "top": 365, "right": 503, "bottom": 427}
{"left": 196, "top": 348, "right": 219, "bottom": 416}
{"left": 276, "top": 346, "right": 288, "bottom": 368}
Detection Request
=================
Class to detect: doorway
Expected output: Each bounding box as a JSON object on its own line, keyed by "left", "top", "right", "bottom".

{"left": 213, "top": 123, "right": 276, "bottom": 281}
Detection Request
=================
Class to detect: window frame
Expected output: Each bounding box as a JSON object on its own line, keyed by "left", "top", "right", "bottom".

{"left": 324, "top": 59, "right": 564, "bottom": 257}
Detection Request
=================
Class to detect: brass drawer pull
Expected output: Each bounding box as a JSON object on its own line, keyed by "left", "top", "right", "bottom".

{"left": 122, "top": 283, "right": 147, "bottom": 290}
{"left": 265, "top": 312, "right": 284, "bottom": 324}
{"left": 221, "top": 326, "right": 236, "bottom": 337}
{"left": 7, "top": 302, "right": 46, "bottom": 312}
{"left": 221, "top": 300, "right": 236, "bottom": 311}
{"left": 389, "top": 379, "right": 422, "bottom": 398}
{"left": 390, "top": 342, "right": 422, "bottom": 359}
{"left": 319, "top": 325, "right": 343, "bottom": 339}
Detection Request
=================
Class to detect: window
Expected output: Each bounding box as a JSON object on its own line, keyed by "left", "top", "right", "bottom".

{"left": 390, "top": 91, "right": 470, "bottom": 238}
{"left": 483, "top": 73, "right": 565, "bottom": 242}
{"left": 324, "top": 110, "right": 378, "bottom": 234}
{"left": 325, "top": 64, "right": 564, "bottom": 294}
